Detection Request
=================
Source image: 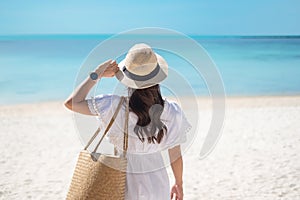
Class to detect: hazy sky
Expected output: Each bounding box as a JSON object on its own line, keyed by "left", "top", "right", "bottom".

{"left": 0, "top": 0, "right": 299, "bottom": 35}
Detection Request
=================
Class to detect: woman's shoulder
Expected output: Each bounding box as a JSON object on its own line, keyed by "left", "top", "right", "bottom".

{"left": 87, "top": 94, "right": 123, "bottom": 116}
{"left": 94, "top": 94, "right": 124, "bottom": 106}
{"left": 93, "top": 93, "right": 122, "bottom": 100}
{"left": 161, "top": 98, "right": 192, "bottom": 147}
{"left": 162, "top": 98, "right": 185, "bottom": 121}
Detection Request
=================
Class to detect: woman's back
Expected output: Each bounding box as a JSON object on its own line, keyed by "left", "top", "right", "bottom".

{"left": 87, "top": 93, "right": 191, "bottom": 200}
{"left": 87, "top": 94, "right": 191, "bottom": 154}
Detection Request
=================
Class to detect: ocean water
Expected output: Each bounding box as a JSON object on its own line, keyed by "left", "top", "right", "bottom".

{"left": 0, "top": 35, "right": 300, "bottom": 105}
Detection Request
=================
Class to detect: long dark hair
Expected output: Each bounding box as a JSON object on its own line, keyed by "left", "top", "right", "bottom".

{"left": 128, "top": 84, "right": 167, "bottom": 144}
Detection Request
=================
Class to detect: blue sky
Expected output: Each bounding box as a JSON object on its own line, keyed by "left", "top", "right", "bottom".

{"left": 0, "top": 0, "right": 299, "bottom": 35}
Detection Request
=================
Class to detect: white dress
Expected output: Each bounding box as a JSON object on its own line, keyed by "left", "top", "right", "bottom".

{"left": 87, "top": 94, "right": 192, "bottom": 200}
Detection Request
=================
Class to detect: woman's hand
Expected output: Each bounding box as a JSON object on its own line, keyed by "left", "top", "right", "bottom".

{"left": 63, "top": 59, "right": 120, "bottom": 115}
{"left": 169, "top": 145, "right": 183, "bottom": 200}
{"left": 95, "top": 59, "right": 119, "bottom": 78}
{"left": 171, "top": 183, "right": 183, "bottom": 200}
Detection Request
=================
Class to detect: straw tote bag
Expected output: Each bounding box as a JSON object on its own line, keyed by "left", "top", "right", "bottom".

{"left": 66, "top": 96, "right": 129, "bottom": 200}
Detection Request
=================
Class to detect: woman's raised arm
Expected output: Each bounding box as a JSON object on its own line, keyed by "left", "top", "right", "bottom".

{"left": 63, "top": 59, "right": 119, "bottom": 115}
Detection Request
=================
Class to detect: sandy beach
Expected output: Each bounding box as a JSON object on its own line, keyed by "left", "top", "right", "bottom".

{"left": 0, "top": 95, "right": 299, "bottom": 199}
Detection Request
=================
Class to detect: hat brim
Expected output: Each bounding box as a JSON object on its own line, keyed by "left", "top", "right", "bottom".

{"left": 115, "top": 53, "right": 168, "bottom": 89}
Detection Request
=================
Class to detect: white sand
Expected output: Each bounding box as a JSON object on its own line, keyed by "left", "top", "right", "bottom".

{"left": 0, "top": 96, "right": 299, "bottom": 199}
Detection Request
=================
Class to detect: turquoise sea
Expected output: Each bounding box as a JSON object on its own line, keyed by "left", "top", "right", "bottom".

{"left": 0, "top": 35, "right": 300, "bottom": 105}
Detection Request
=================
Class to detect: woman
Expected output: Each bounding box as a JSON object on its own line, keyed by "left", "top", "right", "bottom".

{"left": 64, "top": 43, "right": 191, "bottom": 200}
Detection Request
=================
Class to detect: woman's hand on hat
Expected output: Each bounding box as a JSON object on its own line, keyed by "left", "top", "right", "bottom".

{"left": 95, "top": 59, "right": 119, "bottom": 78}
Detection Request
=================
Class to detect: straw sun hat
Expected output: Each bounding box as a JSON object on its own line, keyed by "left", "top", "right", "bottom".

{"left": 115, "top": 43, "right": 168, "bottom": 89}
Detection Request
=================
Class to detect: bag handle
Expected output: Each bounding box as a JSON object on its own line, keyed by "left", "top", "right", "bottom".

{"left": 123, "top": 96, "right": 129, "bottom": 153}
{"left": 84, "top": 96, "right": 128, "bottom": 154}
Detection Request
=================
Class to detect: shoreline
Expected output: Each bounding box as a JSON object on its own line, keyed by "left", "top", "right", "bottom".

{"left": 1, "top": 94, "right": 300, "bottom": 108}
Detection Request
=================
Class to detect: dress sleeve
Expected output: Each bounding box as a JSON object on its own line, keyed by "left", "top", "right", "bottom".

{"left": 163, "top": 101, "right": 192, "bottom": 149}
{"left": 86, "top": 94, "right": 121, "bottom": 125}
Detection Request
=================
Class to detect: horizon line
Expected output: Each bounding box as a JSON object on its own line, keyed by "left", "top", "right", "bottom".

{"left": 0, "top": 33, "right": 300, "bottom": 39}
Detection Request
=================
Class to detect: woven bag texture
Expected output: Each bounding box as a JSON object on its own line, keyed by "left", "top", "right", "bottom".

{"left": 66, "top": 150, "right": 127, "bottom": 200}
{"left": 66, "top": 96, "right": 128, "bottom": 200}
